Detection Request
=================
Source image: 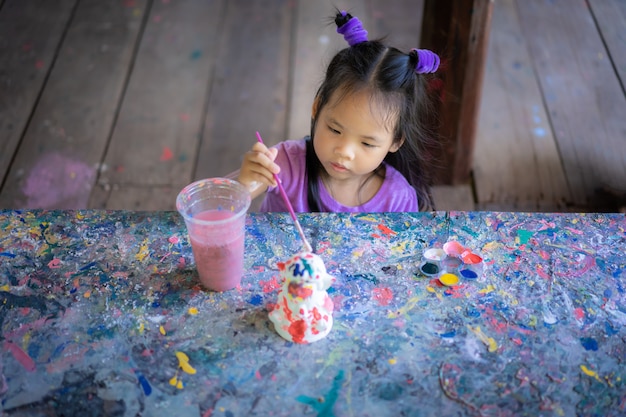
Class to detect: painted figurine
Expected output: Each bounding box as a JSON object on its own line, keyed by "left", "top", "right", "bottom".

{"left": 269, "top": 252, "right": 335, "bottom": 344}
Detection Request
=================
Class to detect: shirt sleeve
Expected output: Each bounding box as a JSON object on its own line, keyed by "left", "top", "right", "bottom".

{"left": 260, "top": 140, "right": 310, "bottom": 212}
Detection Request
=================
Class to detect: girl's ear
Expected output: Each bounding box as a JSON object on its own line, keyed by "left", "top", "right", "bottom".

{"left": 311, "top": 96, "right": 321, "bottom": 119}
{"left": 389, "top": 137, "right": 405, "bottom": 153}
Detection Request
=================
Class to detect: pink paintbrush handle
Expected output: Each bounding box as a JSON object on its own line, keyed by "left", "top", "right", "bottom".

{"left": 255, "top": 132, "right": 313, "bottom": 253}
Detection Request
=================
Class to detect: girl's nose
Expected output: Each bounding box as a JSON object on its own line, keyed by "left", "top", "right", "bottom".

{"left": 334, "top": 141, "right": 355, "bottom": 160}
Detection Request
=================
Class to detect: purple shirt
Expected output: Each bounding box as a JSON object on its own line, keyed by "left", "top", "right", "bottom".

{"left": 260, "top": 139, "right": 418, "bottom": 212}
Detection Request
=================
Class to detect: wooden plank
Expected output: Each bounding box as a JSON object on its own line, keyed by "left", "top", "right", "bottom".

{"left": 194, "top": 0, "right": 293, "bottom": 180}
{"left": 589, "top": 0, "right": 626, "bottom": 89}
{"left": 0, "top": 0, "right": 145, "bottom": 209}
{"left": 93, "top": 0, "right": 224, "bottom": 211}
{"left": 473, "top": 0, "right": 570, "bottom": 211}
{"left": 516, "top": 0, "right": 626, "bottom": 206}
{"left": 420, "top": 0, "right": 494, "bottom": 185}
{"left": 0, "top": 0, "right": 77, "bottom": 189}
{"left": 431, "top": 184, "right": 475, "bottom": 211}
{"left": 90, "top": 184, "right": 180, "bottom": 211}
{"left": 287, "top": 0, "right": 370, "bottom": 141}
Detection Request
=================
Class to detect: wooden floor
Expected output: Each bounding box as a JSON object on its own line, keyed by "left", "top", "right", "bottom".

{"left": 1, "top": 0, "right": 625, "bottom": 213}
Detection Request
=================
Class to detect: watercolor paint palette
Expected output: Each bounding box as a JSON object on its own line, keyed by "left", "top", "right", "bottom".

{"left": 419, "top": 240, "right": 484, "bottom": 286}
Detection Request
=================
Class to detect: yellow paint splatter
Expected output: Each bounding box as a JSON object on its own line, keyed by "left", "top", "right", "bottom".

{"left": 188, "top": 307, "right": 198, "bottom": 315}
{"left": 580, "top": 365, "right": 603, "bottom": 383}
{"left": 387, "top": 296, "right": 421, "bottom": 318}
{"left": 139, "top": 322, "right": 145, "bottom": 333}
{"left": 176, "top": 351, "right": 197, "bottom": 374}
{"left": 468, "top": 326, "right": 498, "bottom": 352}
{"left": 159, "top": 325, "right": 166, "bottom": 335}
{"left": 391, "top": 241, "right": 409, "bottom": 254}
{"left": 135, "top": 239, "right": 150, "bottom": 262}
{"left": 482, "top": 241, "right": 500, "bottom": 252}
{"left": 0, "top": 284, "right": 10, "bottom": 292}
{"left": 169, "top": 375, "right": 184, "bottom": 389}
{"left": 76, "top": 212, "right": 85, "bottom": 220}
{"left": 478, "top": 284, "right": 495, "bottom": 294}
{"left": 83, "top": 291, "right": 91, "bottom": 298}
{"left": 388, "top": 358, "right": 397, "bottom": 365}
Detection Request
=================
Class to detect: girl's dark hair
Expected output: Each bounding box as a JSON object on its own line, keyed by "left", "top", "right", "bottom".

{"left": 306, "top": 16, "right": 441, "bottom": 212}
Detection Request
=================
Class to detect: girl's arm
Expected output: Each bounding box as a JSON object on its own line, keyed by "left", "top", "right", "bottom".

{"left": 238, "top": 142, "right": 280, "bottom": 200}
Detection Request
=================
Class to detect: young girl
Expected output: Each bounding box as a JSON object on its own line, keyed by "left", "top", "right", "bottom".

{"left": 238, "top": 10, "right": 440, "bottom": 212}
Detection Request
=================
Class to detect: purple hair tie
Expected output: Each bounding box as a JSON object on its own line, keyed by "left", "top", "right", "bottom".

{"left": 412, "top": 49, "right": 440, "bottom": 74}
{"left": 336, "top": 11, "right": 368, "bottom": 46}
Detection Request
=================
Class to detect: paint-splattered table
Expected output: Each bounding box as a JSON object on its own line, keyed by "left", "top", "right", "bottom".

{"left": 1, "top": 210, "right": 624, "bottom": 416}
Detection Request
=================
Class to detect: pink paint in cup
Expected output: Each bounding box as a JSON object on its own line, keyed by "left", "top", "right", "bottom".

{"left": 176, "top": 178, "right": 251, "bottom": 291}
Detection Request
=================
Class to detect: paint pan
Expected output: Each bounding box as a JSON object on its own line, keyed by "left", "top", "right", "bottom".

{"left": 419, "top": 261, "right": 440, "bottom": 277}
{"left": 459, "top": 265, "right": 480, "bottom": 279}
{"left": 420, "top": 248, "right": 446, "bottom": 277}
{"left": 443, "top": 240, "right": 465, "bottom": 257}
{"left": 439, "top": 273, "right": 459, "bottom": 286}
{"left": 442, "top": 255, "right": 462, "bottom": 273}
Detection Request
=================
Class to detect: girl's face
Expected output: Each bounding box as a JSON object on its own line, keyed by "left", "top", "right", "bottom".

{"left": 313, "top": 89, "right": 401, "bottom": 185}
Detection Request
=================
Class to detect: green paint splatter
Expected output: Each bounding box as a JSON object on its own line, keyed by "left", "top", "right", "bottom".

{"left": 517, "top": 229, "right": 533, "bottom": 245}
{"left": 296, "top": 370, "right": 344, "bottom": 417}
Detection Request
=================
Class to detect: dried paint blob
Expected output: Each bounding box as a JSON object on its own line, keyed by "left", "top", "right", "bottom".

{"left": 420, "top": 262, "right": 440, "bottom": 276}
{"left": 23, "top": 152, "right": 95, "bottom": 208}
{"left": 439, "top": 273, "right": 459, "bottom": 286}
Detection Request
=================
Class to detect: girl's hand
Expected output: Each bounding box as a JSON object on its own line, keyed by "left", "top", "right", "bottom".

{"left": 238, "top": 142, "right": 280, "bottom": 199}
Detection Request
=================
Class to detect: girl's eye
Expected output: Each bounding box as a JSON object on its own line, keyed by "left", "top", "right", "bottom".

{"left": 362, "top": 142, "right": 376, "bottom": 148}
{"left": 327, "top": 125, "right": 340, "bottom": 135}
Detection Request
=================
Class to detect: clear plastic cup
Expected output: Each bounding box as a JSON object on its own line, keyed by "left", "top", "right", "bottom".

{"left": 176, "top": 178, "right": 251, "bottom": 291}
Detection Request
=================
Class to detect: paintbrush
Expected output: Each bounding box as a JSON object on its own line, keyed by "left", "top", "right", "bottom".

{"left": 256, "top": 131, "right": 313, "bottom": 253}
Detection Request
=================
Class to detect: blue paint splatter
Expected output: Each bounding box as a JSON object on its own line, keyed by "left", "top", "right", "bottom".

{"left": 80, "top": 261, "right": 97, "bottom": 271}
{"left": 580, "top": 337, "right": 598, "bottom": 351}
{"left": 134, "top": 370, "right": 152, "bottom": 396}
{"left": 296, "top": 370, "right": 344, "bottom": 417}
{"left": 0, "top": 252, "right": 16, "bottom": 258}
{"left": 190, "top": 50, "right": 202, "bottom": 60}
{"left": 248, "top": 294, "right": 263, "bottom": 306}
{"left": 465, "top": 306, "right": 481, "bottom": 318}
{"left": 439, "top": 330, "right": 456, "bottom": 338}
{"left": 605, "top": 322, "right": 618, "bottom": 337}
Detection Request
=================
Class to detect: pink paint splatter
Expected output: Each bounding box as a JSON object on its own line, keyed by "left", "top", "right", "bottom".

{"left": 574, "top": 307, "right": 585, "bottom": 321}
{"left": 372, "top": 287, "right": 393, "bottom": 306}
{"left": 168, "top": 235, "right": 179, "bottom": 244}
{"left": 4, "top": 341, "right": 36, "bottom": 372}
{"left": 160, "top": 147, "right": 173, "bottom": 161}
{"left": 259, "top": 276, "right": 280, "bottom": 293}
{"left": 22, "top": 152, "right": 95, "bottom": 208}
{"left": 377, "top": 224, "right": 397, "bottom": 237}
{"left": 48, "top": 258, "right": 61, "bottom": 268}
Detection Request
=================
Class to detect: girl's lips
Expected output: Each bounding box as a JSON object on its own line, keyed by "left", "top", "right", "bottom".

{"left": 330, "top": 162, "right": 348, "bottom": 172}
